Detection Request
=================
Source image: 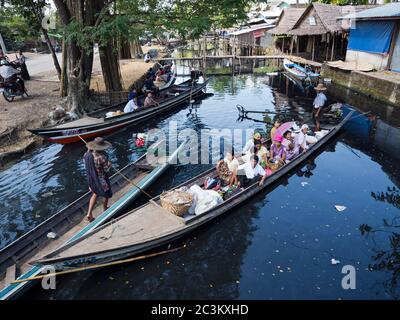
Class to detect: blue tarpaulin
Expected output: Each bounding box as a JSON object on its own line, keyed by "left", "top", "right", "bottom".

{"left": 348, "top": 21, "right": 395, "bottom": 54}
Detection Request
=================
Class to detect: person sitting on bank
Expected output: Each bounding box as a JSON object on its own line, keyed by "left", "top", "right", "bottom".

{"left": 282, "top": 130, "right": 299, "bottom": 161}
{"left": 216, "top": 150, "right": 240, "bottom": 187}
{"left": 123, "top": 97, "right": 139, "bottom": 113}
{"left": 242, "top": 132, "right": 262, "bottom": 154}
{"left": 295, "top": 124, "right": 310, "bottom": 153}
{"left": 83, "top": 137, "right": 113, "bottom": 222}
{"left": 313, "top": 83, "right": 328, "bottom": 132}
{"left": 234, "top": 155, "right": 267, "bottom": 189}
{"left": 270, "top": 134, "right": 286, "bottom": 164}
{"left": 270, "top": 119, "right": 282, "bottom": 141}
{"left": 143, "top": 92, "right": 157, "bottom": 108}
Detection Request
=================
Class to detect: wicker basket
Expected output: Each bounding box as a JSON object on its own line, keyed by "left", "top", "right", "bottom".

{"left": 160, "top": 190, "right": 193, "bottom": 217}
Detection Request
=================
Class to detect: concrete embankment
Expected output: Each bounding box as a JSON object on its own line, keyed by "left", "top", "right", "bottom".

{"left": 322, "top": 64, "right": 400, "bottom": 108}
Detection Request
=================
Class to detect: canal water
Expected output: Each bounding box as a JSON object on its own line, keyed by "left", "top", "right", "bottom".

{"left": 1, "top": 74, "right": 399, "bottom": 299}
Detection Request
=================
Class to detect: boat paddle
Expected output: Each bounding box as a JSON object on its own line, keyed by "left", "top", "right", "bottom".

{"left": 77, "top": 135, "right": 153, "bottom": 199}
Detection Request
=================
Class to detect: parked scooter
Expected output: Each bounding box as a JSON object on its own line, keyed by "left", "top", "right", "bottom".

{"left": 0, "top": 60, "right": 28, "bottom": 102}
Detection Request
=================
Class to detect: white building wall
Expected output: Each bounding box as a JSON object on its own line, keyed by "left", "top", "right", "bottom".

{"left": 346, "top": 50, "right": 389, "bottom": 70}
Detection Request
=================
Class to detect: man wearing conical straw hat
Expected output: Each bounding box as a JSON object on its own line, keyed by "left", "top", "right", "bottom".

{"left": 312, "top": 83, "right": 327, "bottom": 132}
{"left": 83, "top": 137, "right": 113, "bottom": 222}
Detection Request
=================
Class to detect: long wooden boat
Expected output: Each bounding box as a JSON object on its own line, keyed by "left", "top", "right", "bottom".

{"left": 0, "top": 141, "right": 185, "bottom": 300}
{"left": 31, "top": 109, "right": 355, "bottom": 272}
{"left": 283, "top": 58, "right": 319, "bottom": 81}
{"left": 28, "top": 79, "right": 208, "bottom": 144}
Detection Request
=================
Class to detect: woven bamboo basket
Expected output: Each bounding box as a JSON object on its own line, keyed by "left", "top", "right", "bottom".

{"left": 160, "top": 190, "right": 193, "bottom": 217}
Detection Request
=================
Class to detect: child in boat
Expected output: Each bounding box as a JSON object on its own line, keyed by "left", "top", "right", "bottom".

{"left": 270, "top": 120, "right": 282, "bottom": 141}
{"left": 144, "top": 92, "right": 157, "bottom": 108}
{"left": 270, "top": 134, "right": 286, "bottom": 164}
{"left": 242, "top": 132, "right": 262, "bottom": 155}
{"left": 254, "top": 139, "right": 269, "bottom": 168}
{"left": 282, "top": 130, "right": 299, "bottom": 161}
{"left": 216, "top": 150, "right": 239, "bottom": 187}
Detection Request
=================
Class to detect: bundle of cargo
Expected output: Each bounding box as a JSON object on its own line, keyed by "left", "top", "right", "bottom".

{"left": 160, "top": 190, "right": 193, "bottom": 217}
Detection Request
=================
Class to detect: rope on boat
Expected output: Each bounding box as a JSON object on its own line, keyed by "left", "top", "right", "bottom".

{"left": 12, "top": 245, "right": 186, "bottom": 284}
{"left": 77, "top": 135, "right": 153, "bottom": 199}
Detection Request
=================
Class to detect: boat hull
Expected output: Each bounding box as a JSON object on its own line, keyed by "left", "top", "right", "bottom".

{"left": 29, "top": 80, "right": 208, "bottom": 144}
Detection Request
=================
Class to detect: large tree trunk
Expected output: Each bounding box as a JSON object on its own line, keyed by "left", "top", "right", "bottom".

{"left": 60, "top": 39, "right": 68, "bottom": 97}
{"left": 130, "top": 37, "right": 143, "bottom": 58}
{"left": 54, "top": 0, "right": 98, "bottom": 114}
{"left": 99, "top": 44, "right": 123, "bottom": 91}
{"left": 118, "top": 37, "right": 132, "bottom": 60}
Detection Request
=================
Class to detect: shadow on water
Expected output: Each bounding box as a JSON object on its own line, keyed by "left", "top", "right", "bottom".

{"left": 2, "top": 73, "right": 400, "bottom": 299}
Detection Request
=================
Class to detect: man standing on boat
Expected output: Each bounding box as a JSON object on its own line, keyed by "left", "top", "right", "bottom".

{"left": 83, "top": 137, "right": 113, "bottom": 222}
{"left": 313, "top": 83, "right": 328, "bottom": 131}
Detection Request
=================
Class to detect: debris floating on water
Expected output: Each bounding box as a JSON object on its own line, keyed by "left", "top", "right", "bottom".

{"left": 335, "top": 205, "right": 347, "bottom": 212}
{"left": 331, "top": 258, "right": 341, "bottom": 265}
{"left": 46, "top": 232, "right": 57, "bottom": 239}
{"left": 301, "top": 182, "right": 309, "bottom": 187}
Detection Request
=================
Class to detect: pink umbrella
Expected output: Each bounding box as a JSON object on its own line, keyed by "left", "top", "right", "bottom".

{"left": 275, "top": 121, "right": 296, "bottom": 137}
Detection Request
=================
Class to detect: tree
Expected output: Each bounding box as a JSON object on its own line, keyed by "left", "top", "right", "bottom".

{"left": 52, "top": 0, "right": 250, "bottom": 114}
{"left": 6, "top": 0, "right": 62, "bottom": 79}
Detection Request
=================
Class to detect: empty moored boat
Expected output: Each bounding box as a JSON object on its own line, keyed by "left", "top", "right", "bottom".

{"left": 283, "top": 59, "right": 320, "bottom": 81}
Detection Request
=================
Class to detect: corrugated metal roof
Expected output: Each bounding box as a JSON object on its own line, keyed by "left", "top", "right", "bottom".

{"left": 340, "top": 2, "right": 400, "bottom": 20}
{"left": 229, "top": 23, "right": 275, "bottom": 36}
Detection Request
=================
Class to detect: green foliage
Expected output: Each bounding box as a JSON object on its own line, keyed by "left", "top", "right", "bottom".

{"left": 63, "top": 0, "right": 250, "bottom": 48}
{"left": 0, "top": 5, "right": 41, "bottom": 47}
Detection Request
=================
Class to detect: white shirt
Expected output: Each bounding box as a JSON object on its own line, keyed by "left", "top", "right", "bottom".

{"left": 242, "top": 139, "right": 254, "bottom": 154}
{"left": 198, "top": 76, "right": 205, "bottom": 84}
{"left": 313, "top": 92, "right": 327, "bottom": 108}
{"left": 224, "top": 157, "right": 239, "bottom": 172}
{"left": 238, "top": 162, "right": 265, "bottom": 179}
{"left": 295, "top": 131, "right": 308, "bottom": 150}
{"left": 123, "top": 99, "right": 138, "bottom": 113}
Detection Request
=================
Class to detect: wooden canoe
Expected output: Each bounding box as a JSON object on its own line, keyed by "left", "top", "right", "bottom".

{"left": 283, "top": 59, "right": 319, "bottom": 81}
{"left": 28, "top": 79, "right": 208, "bottom": 144}
{"left": 0, "top": 141, "right": 185, "bottom": 300}
{"left": 31, "top": 110, "right": 355, "bottom": 271}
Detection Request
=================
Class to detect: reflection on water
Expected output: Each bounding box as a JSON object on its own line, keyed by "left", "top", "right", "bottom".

{"left": 1, "top": 74, "right": 399, "bottom": 299}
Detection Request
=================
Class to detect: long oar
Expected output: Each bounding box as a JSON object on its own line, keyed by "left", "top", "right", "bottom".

{"left": 12, "top": 245, "right": 185, "bottom": 283}
{"left": 78, "top": 135, "right": 153, "bottom": 199}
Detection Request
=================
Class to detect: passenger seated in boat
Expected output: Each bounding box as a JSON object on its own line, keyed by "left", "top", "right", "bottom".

{"left": 243, "top": 139, "right": 269, "bottom": 166}
{"left": 270, "top": 134, "right": 286, "bottom": 164}
{"left": 294, "top": 124, "right": 310, "bottom": 153}
{"left": 270, "top": 120, "right": 282, "bottom": 141}
{"left": 143, "top": 76, "right": 159, "bottom": 96}
{"left": 143, "top": 92, "right": 157, "bottom": 108}
{"left": 123, "top": 97, "right": 139, "bottom": 113}
{"left": 128, "top": 88, "right": 137, "bottom": 101}
{"left": 234, "top": 155, "right": 267, "bottom": 188}
{"left": 216, "top": 150, "right": 239, "bottom": 187}
{"left": 147, "top": 67, "right": 156, "bottom": 80}
{"left": 242, "top": 132, "right": 262, "bottom": 154}
{"left": 282, "top": 130, "right": 299, "bottom": 161}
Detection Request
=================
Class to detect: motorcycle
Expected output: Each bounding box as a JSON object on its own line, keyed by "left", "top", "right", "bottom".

{"left": 0, "top": 73, "right": 28, "bottom": 102}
